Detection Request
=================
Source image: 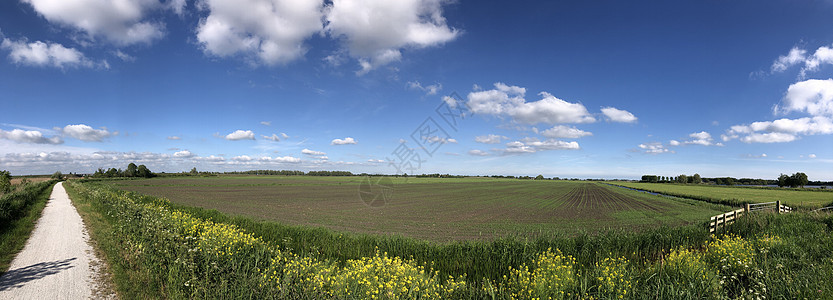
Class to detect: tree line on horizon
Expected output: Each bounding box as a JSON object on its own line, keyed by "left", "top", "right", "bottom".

{"left": 640, "top": 172, "right": 816, "bottom": 187}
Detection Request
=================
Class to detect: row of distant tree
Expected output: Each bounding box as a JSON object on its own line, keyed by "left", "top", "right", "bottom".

{"left": 91, "top": 163, "right": 155, "bottom": 178}
{"left": 640, "top": 172, "right": 815, "bottom": 188}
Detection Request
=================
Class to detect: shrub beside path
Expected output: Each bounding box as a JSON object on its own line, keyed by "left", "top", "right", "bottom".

{"left": 0, "top": 182, "right": 112, "bottom": 299}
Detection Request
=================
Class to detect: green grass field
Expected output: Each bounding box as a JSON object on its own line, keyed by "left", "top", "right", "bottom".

{"left": 610, "top": 182, "right": 833, "bottom": 209}
{"left": 111, "top": 176, "right": 726, "bottom": 241}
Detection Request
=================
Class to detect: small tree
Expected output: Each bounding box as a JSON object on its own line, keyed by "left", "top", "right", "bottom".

{"left": 51, "top": 171, "right": 63, "bottom": 180}
{"left": 137, "top": 165, "right": 153, "bottom": 178}
{"left": 790, "top": 172, "right": 808, "bottom": 188}
{"left": 535, "top": 174, "right": 544, "bottom": 180}
{"left": 126, "top": 163, "right": 138, "bottom": 177}
{"left": 190, "top": 167, "right": 198, "bottom": 175}
{"left": 0, "top": 170, "right": 11, "bottom": 193}
{"left": 676, "top": 174, "right": 688, "bottom": 184}
{"left": 692, "top": 173, "right": 702, "bottom": 184}
{"left": 777, "top": 174, "right": 789, "bottom": 187}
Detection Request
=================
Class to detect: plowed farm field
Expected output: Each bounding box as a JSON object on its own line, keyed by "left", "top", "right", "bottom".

{"left": 111, "top": 176, "right": 725, "bottom": 241}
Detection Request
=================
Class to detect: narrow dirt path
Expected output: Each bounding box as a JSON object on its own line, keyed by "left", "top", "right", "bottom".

{"left": 0, "top": 182, "right": 110, "bottom": 299}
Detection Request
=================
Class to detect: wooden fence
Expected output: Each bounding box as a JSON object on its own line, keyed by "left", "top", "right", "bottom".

{"left": 709, "top": 200, "right": 792, "bottom": 233}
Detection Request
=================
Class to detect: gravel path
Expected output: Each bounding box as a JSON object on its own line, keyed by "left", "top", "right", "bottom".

{"left": 0, "top": 182, "right": 110, "bottom": 299}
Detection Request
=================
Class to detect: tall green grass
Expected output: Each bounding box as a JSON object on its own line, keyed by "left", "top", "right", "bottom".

{"left": 67, "top": 181, "right": 833, "bottom": 299}
{"left": 0, "top": 180, "right": 57, "bottom": 274}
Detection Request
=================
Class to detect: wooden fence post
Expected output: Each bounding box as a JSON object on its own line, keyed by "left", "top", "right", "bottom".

{"left": 776, "top": 200, "right": 781, "bottom": 214}
{"left": 745, "top": 203, "right": 750, "bottom": 214}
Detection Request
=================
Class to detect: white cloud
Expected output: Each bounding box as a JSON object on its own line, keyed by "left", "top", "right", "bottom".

{"left": 331, "top": 137, "right": 357, "bottom": 145}
{"left": 113, "top": 50, "right": 135, "bottom": 62}
{"left": 59, "top": 124, "right": 115, "bottom": 142}
{"left": 23, "top": 0, "right": 167, "bottom": 46}
{"left": 423, "top": 136, "right": 456, "bottom": 144}
{"left": 260, "top": 121, "right": 271, "bottom": 126}
{"left": 538, "top": 125, "right": 592, "bottom": 139}
{"left": 259, "top": 155, "right": 301, "bottom": 163}
{"left": 668, "top": 140, "right": 681, "bottom": 146}
{"left": 468, "top": 149, "right": 489, "bottom": 156}
{"left": 740, "top": 132, "right": 797, "bottom": 143}
{"left": 173, "top": 150, "right": 193, "bottom": 158}
{"left": 684, "top": 131, "right": 717, "bottom": 146}
{"left": 771, "top": 45, "right": 833, "bottom": 77}
{"left": 722, "top": 79, "right": 833, "bottom": 144}
{"left": 1, "top": 38, "right": 96, "bottom": 69}
{"left": 776, "top": 79, "right": 833, "bottom": 117}
{"left": 407, "top": 81, "right": 442, "bottom": 95}
{"left": 167, "top": 136, "right": 181, "bottom": 140}
{"left": 638, "top": 142, "right": 673, "bottom": 154}
{"left": 467, "top": 83, "right": 595, "bottom": 125}
{"left": 301, "top": 148, "right": 326, "bottom": 156}
{"left": 442, "top": 95, "right": 458, "bottom": 108}
{"left": 280, "top": 133, "right": 290, "bottom": 139}
{"left": 499, "top": 138, "right": 580, "bottom": 154}
{"left": 0, "top": 129, "right": 63, "bottom": 144}
{"left": 809, "top": 154, "right": 817, "bottom": 158}
{"left": 225, "top": 130, "right": 255, "bottom": 141}
{"left": 601, "top": 107, "right": 638, "bottom": 123}
{"left": 367, "top": 159, "right": 385, "bottom": 163}
{"left": 474, "top": 134, "right": 505, "bottom": 144}
{"left": 771, "top": 47, "right": 807, "bottom": 72}
{"left": 262, "top": 134, "right": 281, "bottom": 141}
{"left": 325, "top": 0, "right": 460, "bottom": 74}
{"left": 196, "top": 0, "right": 324, "bottom": 65}
{"left": 722, "top": 116, "right": 833, "bottom": 143}
{"left": 232, "top": 155, "right": 252, "bottom": 161}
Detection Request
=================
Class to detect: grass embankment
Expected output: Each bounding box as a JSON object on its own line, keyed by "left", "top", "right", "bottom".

{"left": 610, "top": 182, "right": 833, "bottom": 209}
{"left": 65, "top": 180, "right": 833, "bottom": 299}
{"left": 0, "top": 180, "right": 57, "bottom": 274}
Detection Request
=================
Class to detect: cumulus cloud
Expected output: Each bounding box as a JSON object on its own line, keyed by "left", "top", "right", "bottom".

{"left": 167, "top": 136, "right": 181, "bottom": 140}
{"left": 498, "top": 138, "right": 579, "bottom": 154}
{"left": 259, "top": 155, "right": 301, "bottom": 163}
{"left": 0, "top": 128, "right": 63, "bottom": 144}
{"left": 59, "top": 124, "right": 115, "bottom": 142}
{"left": 331, "top": 137, "right": 357, "bottom": 145}
{"left": 771, "top": 45, "right": 833, "bottom": 78}
{"left": 467, "top": 83, "right": 595, "bottom": 125}
{"left": 260, "top": 121, "right": 271, "bottom": 126}
{"left": 771, "top": 47, "right": 807, "bottom": 73}
{"left": 262, "top": 134, "right": 281, "bottom": 141}
{"left": 474, "top": 134, "right": 505, "bottom": 144}
{"left": 468, "top": 149, "right": 489, "bottom": 156}
{"left": 775, "top": 79, "right": 833, "bottom": 117}
{"left": 809, "top": 154, "right": 817, "bottom": 158}
{"left": 722, "top": 79, "right": 833, "bottom": 143}
{"left": 196, "top": 0, "right": 324, "bottom": 65}
{"left": 684, "top": 131, "right": 718, "bottom": 146}
{"left": 22, "top": 0, "right": 168, "bottom": 46}
{"left": 668, "top": 140, "right": 681, "bottom": 146}
{"left": 537, "top": 125, "right": 592, "bottom": 139}
{"left": 224, "top": 130, "right": 255, "bottom": 141}
{"left": 600, "top": 107, "right": 638, "bottom": 123}
{"left": 638, "top": 142, "right": 673, "bottom": 154}
{"left": 325, "top": 0, "right": 460, "bottom": 74}
{"left": 173, "top": 150, "right": 193, "bottom": 158}
{"left": 301, "top": 148, "right": 326, "bottom": 156}
{"left": 407, "top": 81, "right": 442, "bottom": 95}
{"left": 1, "top": 38, "right": 96, "bottom": 68}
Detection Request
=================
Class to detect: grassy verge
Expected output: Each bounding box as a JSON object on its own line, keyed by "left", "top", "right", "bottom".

{"left": 70, "top": 180, "right": 833, "bottom": 299}
{"left": 0, "top": 180, "right": 56, "bottom": 275}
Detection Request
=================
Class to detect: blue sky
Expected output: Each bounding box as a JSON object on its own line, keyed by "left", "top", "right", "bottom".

{"left": 1, "top": 0, "right": 832, "bottom": 180}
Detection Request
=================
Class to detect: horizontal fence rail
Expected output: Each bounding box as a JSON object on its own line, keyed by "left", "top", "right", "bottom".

{"left": 709, "top": 200, "right": 792, "bottom": 233}
{"left": 813, "top": 206, "right": 833, "bottom": 213}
